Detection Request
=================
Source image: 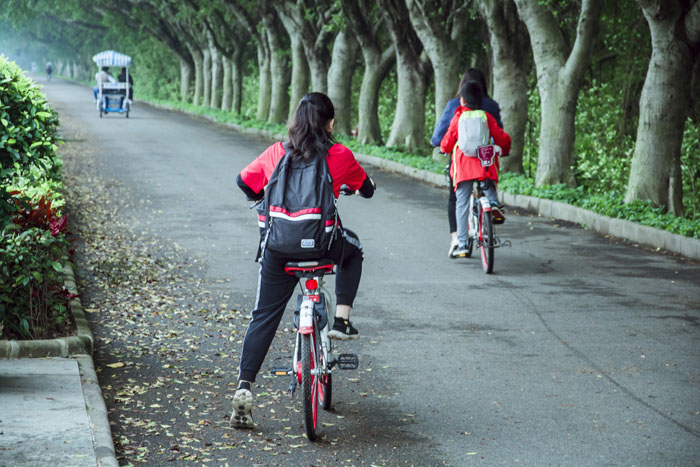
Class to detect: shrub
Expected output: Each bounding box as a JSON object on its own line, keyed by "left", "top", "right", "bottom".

{"left": 0, "top": 56, "right": 73, "bottom": 339}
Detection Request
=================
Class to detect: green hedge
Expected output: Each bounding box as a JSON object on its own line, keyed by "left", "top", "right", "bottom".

{"left": 0, "top": 55, "right": 72, "bottom": 339}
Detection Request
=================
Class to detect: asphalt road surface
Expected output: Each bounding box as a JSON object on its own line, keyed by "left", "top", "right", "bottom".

{"left": 43, "top": 77, "right": 699, "bottom": 466}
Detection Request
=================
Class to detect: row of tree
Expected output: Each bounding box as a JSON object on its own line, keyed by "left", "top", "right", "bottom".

{"left": 2, "top": 0, "right": 699, "bottom": 216}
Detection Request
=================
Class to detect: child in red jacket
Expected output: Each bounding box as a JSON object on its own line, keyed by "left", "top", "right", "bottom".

{"left": 440, "top": 81, "right": 511, "bottom": 257}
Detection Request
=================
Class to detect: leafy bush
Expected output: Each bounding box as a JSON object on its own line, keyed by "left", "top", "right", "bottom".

{"left": 0, "top": 195, "right": 73, "bottom": 338}
{"left": 499, "top": 173, "right": 700, "bottom": 238}
{"left": 0, "top": 56, "right": 74, "bottom": 339}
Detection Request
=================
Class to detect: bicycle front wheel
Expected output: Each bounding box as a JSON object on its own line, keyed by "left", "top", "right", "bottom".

{"left": 480, "top": 209, "right": 495, "bottom": 274}
{"left": 301, "top": 333, "right": 319, "bottom": 440}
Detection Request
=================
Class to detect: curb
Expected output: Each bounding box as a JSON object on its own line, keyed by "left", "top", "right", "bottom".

{"left": 77, "top": 355, "right": 119, "bottom": 467}
{"left": 0, "top": 262, "right": 94, "bottom": 358}
{"left": 142, "top": 99, "right": 700, "bottom": 261}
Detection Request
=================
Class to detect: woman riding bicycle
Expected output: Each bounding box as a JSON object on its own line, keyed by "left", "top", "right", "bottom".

{"left": 440, "top": 81, "right": 511, "bottom": 258}
{"left": 431, "top": 68, "right": 503, "bottom": 258}
{"left": 232, "top": 92, "right": 375, "bottom": 429}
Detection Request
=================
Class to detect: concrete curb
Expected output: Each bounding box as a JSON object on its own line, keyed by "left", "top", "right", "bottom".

{"left": 77, "top": 355, "right": 119, "bottom": 467}
{"left": 0, "top": 262, "right": 94, "bottom": 358}
{"left": 142, "top": 99, "right": 700, "bottom": 261}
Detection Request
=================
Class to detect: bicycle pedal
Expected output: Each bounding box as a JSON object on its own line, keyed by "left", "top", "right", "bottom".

{"left": 337, "top": 353, "right": 359, "bottom": 370}
{"left": 270, "top": 367, "right": 292, "bottom": 376}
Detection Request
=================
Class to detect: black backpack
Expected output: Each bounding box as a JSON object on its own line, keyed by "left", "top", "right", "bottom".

{"left": 260, "top": 143, "right": 338, "bottom": 259}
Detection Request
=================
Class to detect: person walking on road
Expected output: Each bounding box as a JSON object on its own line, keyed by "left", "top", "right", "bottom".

{"left": 231, "top": 92, "right": 375, "bottom": 429}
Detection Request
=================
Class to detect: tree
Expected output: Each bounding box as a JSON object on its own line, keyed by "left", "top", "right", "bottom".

{"left": 380, "top": 0, "right": 432, "bottom": 149}
{"left": 625, "top": 0, "right": 700, "bottom": 215}
{"left": 341, "top": 0, "right": 395, "bottom": 144}
{"left": 262, "top": 8, "right": 291, "bottom": 124}
{"left": 327, "top": 29, "right": 360, "bottom": 135}
{"left": 278, "top": 10, "right": 311, "bottom": 122}
{"left": 514, "top": 0, "right": 603, "bottom": 186}
{"left": 406, "top": 0, "right": 465, "bottom": 126}
{"left": 478, "top": 0, "right": 530, "bottom": 174}
{"left": 279, "top": 0, "right": 338, "bottom": 94}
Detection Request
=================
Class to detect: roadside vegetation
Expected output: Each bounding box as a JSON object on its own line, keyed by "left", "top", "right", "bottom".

{"left": 0, "top": 55, "right": 74, "bottom": 339}
{"left": 3, "top": 0, "right": 696, "bottom": 238}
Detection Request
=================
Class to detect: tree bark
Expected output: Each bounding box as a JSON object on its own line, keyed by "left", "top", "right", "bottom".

{"left": 279, "top": 11, "right": 310, "bottom": 122}
{"left": 221, "top": 54, "right": 232, "bottom": 112}
{"left": 406, "top": 0, "right": 463, "bottom": 126}
{"left": 625, "top": 0, "right": 700, "bottom": 215}
{"left": 341, "top": 0, "right": 396, "bottom": 145}
{"left": 232, "top": 48, "right": 244, "bottom": 115}
{"left": 479, "top": 0, "right": 529, "bottom": 174}
{"left": 202, "top": 46, "right": 212, "bottom": 107}
{"left": 188, "top": 45, "right": 204, "bottom": 107}
{"left": 327, "top": 31, "right": 360, "bottom": 135}
{"left": 262, "top": 10, "right": 290, "bottom": 124}
{"left": 280, "top": 1, "right": 337, "bottom": 94}
{"left": 381, "top": 0, "right": 432, "bottom": 149}
{"left": 179, "top": 55, "right": 193, "bottom": 102}
{"left": 514, "top": 0, "right": 603, "bottom": 187}
{"left": 208, "top": 32, "right": 223, "bottom": 109}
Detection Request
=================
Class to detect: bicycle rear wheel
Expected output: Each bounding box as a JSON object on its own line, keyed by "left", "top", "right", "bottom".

{"left": 480, "top": 209, "right": 495, "bottom": 274}
{"left": 301, "top": 333, "right": 319, "bottom": 440}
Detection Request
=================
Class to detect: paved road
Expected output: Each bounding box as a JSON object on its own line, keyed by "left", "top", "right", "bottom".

{"left": 44, "top": 77, "right": 700, "bottom": 466}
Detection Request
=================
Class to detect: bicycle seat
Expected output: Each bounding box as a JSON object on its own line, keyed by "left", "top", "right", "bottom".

{"left": 284, "top": 259, "right": 335, "bottom": 277}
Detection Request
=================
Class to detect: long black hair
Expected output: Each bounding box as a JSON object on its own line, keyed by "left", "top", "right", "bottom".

{"left": 288, "top": 92, "right": 335, "bottom": 162}
{"left": 455, "top": 67, "right": 490, "bottom": 99}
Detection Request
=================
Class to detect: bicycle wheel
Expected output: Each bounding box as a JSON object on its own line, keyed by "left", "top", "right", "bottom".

{"left": 301, "top": 333, "right": 319, "bottom": 440}
{"left": 480, "top": 209, "right": 495, "bottom": 274}
{"left": 319, "top": 355, "right": 332, "bottom": 410}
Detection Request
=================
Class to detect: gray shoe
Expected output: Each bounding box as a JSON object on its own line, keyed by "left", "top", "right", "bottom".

{"left": 230, "top": 388, "right": 254, "bottom": 429}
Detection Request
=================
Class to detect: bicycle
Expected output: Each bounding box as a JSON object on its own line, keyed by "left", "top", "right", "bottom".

{"left": 460, "top": 145, "right": 510, "bottom": 274}
{"left": 260, "top": 186, "right": 359, "bottom": 441}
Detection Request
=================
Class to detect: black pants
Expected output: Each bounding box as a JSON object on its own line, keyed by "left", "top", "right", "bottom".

{"left": 447, "top": 157, "right": 457, "bottom": 233}
{"left": 238, "top": 228, "right": 363, "bottom": 383}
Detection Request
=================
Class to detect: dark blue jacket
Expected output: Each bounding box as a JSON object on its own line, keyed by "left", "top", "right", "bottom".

{"left": 430, "top": 96, "right": 503, "bottom": 147}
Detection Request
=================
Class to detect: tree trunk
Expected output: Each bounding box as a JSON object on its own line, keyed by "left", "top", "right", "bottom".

{"left": 382, "top": 0, "right": 431, "bottom": 149}
{"left": 189, "top": 45, "right": 204, "bottom": 107}
{"left": 232, "top": 48, "right": 244, "bottom": 115}
{"left": 221, "top": 55, "right": 232, "bottom": 112}
{"left": 256, "top": 40, "right": 272, "bottom": 121}
{"left": 179, "top": 56, "right": 192, "bottom": 102}
{"left": 209, "top": 36, "right": 223, "bottom": 109}
{"left": 202, "top": 47, "right": 212, "bottom": 107}
{"left": 624, "top": 0, "right": 700, "bottom": 215}
{"left": 263, "top": 10, "right": 290, "bottom": 124}
{"left": 327, "top": 31, "right": 360, "bottom": 135}
{"left": 514, "top": 0, "right": 603, "bottom": 186}
{"left": 279, "top": 12, "right": 310, "bottom": 122}
{"left": 479, "top": 0, "right": 529, "bottom": 174}
{"left": 341, "top": 0, "right": 396, "bottom": 144}
{"left": 406, "top": 0, "right": 462, "bottom": 126}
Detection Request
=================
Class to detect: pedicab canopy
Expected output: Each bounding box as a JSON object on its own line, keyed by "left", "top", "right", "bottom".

{"left": 92, "top": 50, "right": 132, "bottom": 68}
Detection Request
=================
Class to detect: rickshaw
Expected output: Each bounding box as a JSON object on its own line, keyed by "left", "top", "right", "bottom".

{"left": 92, "top": 50, "right": 132, "bottom": 118}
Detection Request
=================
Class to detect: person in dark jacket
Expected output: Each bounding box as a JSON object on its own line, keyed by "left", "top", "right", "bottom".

{"left": 117, "top": 67, "right": 133, "bottom": 103}
{"left": 231, "top": 92, "right": 375, "bottom": 429}
{"left": 430, "top": 68, "right": 503, "bottom": 257}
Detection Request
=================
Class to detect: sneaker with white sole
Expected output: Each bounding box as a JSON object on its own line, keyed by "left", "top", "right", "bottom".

{"left": 230, "top": 388, "right": 254, "bottom": 429}
{"left": 328, "top": 318, "right": 359, "bottom": 340}
{"left": 451, "top": 244, "right": 469, "bottom": 257}
{"left": 448, "top": 238, "right": 459, "bottom": 258}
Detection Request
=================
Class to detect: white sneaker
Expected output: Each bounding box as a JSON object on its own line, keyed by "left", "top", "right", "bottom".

{"left": 230, "top": 388, "right": 254, "bottom": 429}
{"left": 448, "top": 238, "right": 459, "bottom": 258}
{"left": 451, "top": 245, "right": 469, "bottom": 257}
